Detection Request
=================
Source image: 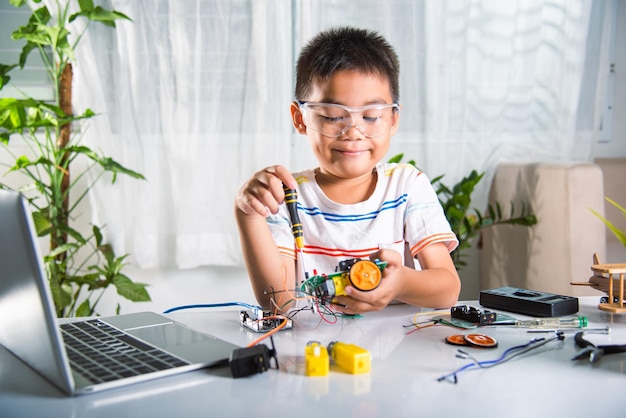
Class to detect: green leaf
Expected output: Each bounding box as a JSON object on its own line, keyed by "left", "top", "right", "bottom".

{"left": 78, "top": 0, "right": 95, "bottom": 11}
{"left": 10, "top": 0, "right": 29, "bottom": 8}
{"left": 591, "top": 207, "right": 626, "bottom": 247}
{"left": 113, "top": 275, "right": 151, "bottom": 302}
{"left": 32, "top": 210, "right": 53, "bottom": 236}
{"left": 70, "top": 7, "right": 132, "bottom": 27}
{"left": 388, "top": 153, "right": 404, "bottom": 164}
{"left": 45, "top": 243, "right": 75, "bottom": 259}
{"left": 76, "top": 299, "right": 92, "bottom": 317}
{"left": 73, "top": 273, "right": 101, "bottom": 288}
{"left": 98, "top": 243, "right": 116, "bottom": 265}
{"left": 93, "top": 225, "right": 103, "bottom": 247}
{"left": 99, "top": 157, "right": 146, "bottom": 181}
{"left": 59, "top": 223, "right": 89, "bottom": 245}
{"left": 0, "top": 64, "right": 18, "bottom": 89}
{"left": 18, "top": 40, "right": 38, "bottom": 69}
{"left": 49, "top": 280, "right": 73, "bottom": 314}
{"left": 0, "top": 98, "right": 73, "bottom": 133}
{"left": 606, "top": 197, "right": 626, "bottom": 219}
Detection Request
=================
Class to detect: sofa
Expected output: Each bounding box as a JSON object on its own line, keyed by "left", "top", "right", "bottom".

{"left": 596, "top": 158, "right": 626, "bottom": 263}
{"left": 480, "top": 159, "right": 626, "bottom": 298}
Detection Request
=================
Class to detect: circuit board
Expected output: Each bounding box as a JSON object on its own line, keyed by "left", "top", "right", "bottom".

{"left": 300, "top": 258, "right": 387, "bottom": 303}
{"left": 239, "top": 309, "right": 293, "bottom": 333}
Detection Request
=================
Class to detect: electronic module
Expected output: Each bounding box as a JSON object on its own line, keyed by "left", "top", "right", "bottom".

{"left": 300, "top": 258, "right": 387, "bottom": 304}
{"left": 239, "top": 308, "right": 293, "bottom": 333}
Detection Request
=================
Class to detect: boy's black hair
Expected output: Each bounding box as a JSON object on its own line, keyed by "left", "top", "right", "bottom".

{"left": 295, "top": 27, "right": 400, "bottom": 103}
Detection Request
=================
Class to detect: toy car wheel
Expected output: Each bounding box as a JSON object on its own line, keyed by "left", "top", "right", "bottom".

{"left": 348, "top": 260, "right": 382, "bottom": 291}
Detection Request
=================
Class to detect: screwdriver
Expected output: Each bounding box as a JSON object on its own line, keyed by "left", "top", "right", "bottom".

{"left": 514, "top": 316, "right": 588, "bottom": 329}
{"left": 283, "top": 184, "right": 307, "bottom": 293}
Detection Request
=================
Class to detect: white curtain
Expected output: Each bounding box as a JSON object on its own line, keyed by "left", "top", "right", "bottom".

{"left": 75, "top": 0, "right": 294, "bottom": 268}
{"left": 74, "top": 0, "right": 613, "bottom": 269}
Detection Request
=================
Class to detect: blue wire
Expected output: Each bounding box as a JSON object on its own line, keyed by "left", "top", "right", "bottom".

{"left": 438, "top": 336, "right": 560, "bottom": 383}
{"left": 163, "top": 302, "right": 261, "bottom": 314}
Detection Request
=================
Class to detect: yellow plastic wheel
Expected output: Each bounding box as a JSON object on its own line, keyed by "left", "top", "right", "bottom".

{"left": 348, "top": 260, "right": 382, "bottom": 291}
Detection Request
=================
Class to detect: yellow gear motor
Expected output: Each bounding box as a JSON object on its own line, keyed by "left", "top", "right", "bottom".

{"left": 328, "top": 341, "right": 371, "bottom": 374}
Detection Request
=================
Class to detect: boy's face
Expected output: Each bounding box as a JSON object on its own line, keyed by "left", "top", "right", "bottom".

{"left": 292, "top": 70, "right": 399, "bottom": 182}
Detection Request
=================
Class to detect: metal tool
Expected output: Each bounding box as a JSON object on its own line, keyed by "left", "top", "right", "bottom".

{"left": 571, "top": 330, "right": 626, "bottom": 363}
{"left": 283, "top": 184, "right": 307, "bottom": 292}
{"left": 514, "top": 316, "right": 588, "bottom": 329}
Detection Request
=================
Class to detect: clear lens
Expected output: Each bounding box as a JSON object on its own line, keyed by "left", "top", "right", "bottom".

{"left": 301, "top": 102, "right": 398, "bottom": 138}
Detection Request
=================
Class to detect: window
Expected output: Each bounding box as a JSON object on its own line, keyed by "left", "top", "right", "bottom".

{"left": 0, "top": 2, "right": 53, "bottom": 101}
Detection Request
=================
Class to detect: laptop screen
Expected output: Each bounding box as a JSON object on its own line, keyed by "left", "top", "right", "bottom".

{"left": 0, "top": 190, "right": 75, "bottom": 394}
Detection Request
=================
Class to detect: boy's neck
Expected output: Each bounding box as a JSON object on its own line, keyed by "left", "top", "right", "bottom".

{"left": 315, "top": 168, "right": 378, "bottom": 204}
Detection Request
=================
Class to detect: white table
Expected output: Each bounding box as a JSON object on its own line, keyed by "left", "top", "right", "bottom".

{"left": 1, "top": 297, "right": 625, "bottom": 418}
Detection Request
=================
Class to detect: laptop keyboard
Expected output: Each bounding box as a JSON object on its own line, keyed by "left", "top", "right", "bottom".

{"left": 60, "top": 319, "right": 190, "bottom": 384}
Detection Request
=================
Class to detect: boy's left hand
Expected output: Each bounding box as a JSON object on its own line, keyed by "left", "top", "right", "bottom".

{"left": 332, "top": 249, "right": 403, "bottom": 314}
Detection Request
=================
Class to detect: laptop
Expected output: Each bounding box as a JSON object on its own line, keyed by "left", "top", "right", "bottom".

{"left": 0, "top": 189, "right": 240, "bottom": 395}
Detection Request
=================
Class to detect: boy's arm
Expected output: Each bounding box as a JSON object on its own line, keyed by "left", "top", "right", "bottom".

{"left": 405, "top": 242, "right": 461, "bottom": 307}
{"left": 235, "top": 208, "right": 296, "bottom": 309}
{"left": 334, "top": 243, "right": 460, "bottom": 313}
{"left": 234, "top": 165, "right": 298, "bottom": 309}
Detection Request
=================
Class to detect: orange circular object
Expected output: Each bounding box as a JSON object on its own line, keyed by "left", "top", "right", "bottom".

{"left": 348, "top": 260, "right": 382, "bottom": 291}
{"left": 464, "top": 333, "right": 498, "bottom": 348}
{"left": 445, "top": 334, "right": 469, "bottom": 346}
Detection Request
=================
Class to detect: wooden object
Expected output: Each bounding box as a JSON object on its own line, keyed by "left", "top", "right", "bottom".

{"left": 590, "top": 253, "right": 626, "bottom": 313}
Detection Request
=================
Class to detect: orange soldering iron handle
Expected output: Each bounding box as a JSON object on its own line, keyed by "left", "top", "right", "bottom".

{"left": 348, "top": 260, "right": 382, "bottom": 291}
{"left": 283, "top": 185, "right": 304, "bottom": 249}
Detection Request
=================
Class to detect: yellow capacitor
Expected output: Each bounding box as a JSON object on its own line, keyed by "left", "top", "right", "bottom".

{"left": 328, "top": 341, "right": 371, "bottom": 374}
{"left": 305, "top": 341, "right": 329, "bottom": 377}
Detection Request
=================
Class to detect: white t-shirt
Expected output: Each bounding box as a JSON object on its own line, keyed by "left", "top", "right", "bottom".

{"left": 267, "top": 162, "right": 458, "bottom": 275}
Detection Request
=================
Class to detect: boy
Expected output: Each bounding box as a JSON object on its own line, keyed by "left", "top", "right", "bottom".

{"left": 234, "top": 27, "right": 460, "bottom": 314}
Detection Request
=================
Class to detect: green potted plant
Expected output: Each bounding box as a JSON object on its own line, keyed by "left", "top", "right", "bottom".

{"left": 388, "top": 153, "right": 537, "bottom": 269}
{"left": 0, "top": 0, "right": 149, "bottom": 317}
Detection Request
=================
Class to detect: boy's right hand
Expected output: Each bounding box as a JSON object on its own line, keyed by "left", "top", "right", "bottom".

{"left": 235, "top": 165, "right": 297, "bottom": 218}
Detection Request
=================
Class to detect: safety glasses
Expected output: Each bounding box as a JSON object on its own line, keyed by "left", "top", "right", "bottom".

{"left": 298, "top": 101, "right": 399, "bottom": 138}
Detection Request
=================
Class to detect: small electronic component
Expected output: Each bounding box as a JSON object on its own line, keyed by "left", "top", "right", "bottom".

{"left": 451, "top": 305, "right": 497, "bottom": 325}
{"left": 301, "top": 258, "right": 387, "bottom": 304}
{"left": 305, "top": 341, "right": 329, "bottom": 377}
{"left": 327, "top": 341, "right": 371, "bottom": 374}
{"left": 239, "top": 309, "right": 293, "bottom": 333}
{"left": 445, "top": 333, "right": 498, "bottom": 348}
{"left": 479, "top": 286, "right": 579, "bottom": 317}
{"left": 229, "top": 343, "right": 278, "bottom": 378}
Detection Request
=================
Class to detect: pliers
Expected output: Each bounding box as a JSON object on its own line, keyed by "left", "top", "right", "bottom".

{"left": 571, "top": 331, "right": 626, "bottom": 363}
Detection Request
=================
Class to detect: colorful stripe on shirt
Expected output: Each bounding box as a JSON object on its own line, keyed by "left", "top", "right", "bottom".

{"left": 298, "top": 194, "right": 408, "bottom": 223}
